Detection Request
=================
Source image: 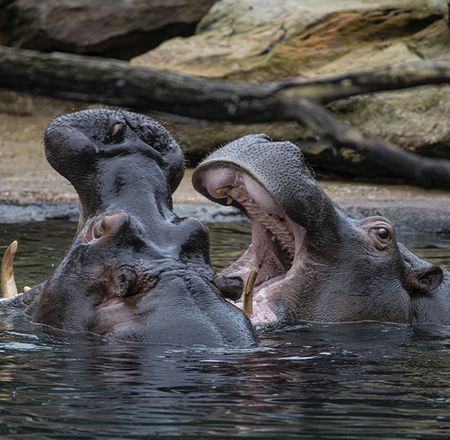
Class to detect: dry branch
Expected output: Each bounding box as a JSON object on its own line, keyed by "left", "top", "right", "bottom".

{"left": 1, "top": 45, "right": 450, "bottom": 188}
{"left": 280, "top": 98, "right": 450, "bottom": 189}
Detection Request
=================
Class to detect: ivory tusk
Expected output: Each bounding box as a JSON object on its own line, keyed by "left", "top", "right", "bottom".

{"left": 1, "top": 241, "right": 18, "bottom": 298}
{"left": 243, "top": 267, "right": 257, "bottom": 317}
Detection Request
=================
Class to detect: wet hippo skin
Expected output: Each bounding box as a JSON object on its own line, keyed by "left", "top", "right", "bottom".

{"left": 2, "top": 109, "right": 256, "bottom": 347}
{"left": 193, "top": 135, "right": 449, "bottom": 328}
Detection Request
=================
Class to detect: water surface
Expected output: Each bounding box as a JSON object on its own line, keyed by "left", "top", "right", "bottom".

{"left": 0, "top": 221, "right": 450, "bottom": 439}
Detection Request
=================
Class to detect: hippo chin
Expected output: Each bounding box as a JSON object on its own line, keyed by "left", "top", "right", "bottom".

{"left": 1, "top": 109, "right": 256, "bottom": 347}
{"left": 193, "top": 134, "right": 449, "bottom": 328}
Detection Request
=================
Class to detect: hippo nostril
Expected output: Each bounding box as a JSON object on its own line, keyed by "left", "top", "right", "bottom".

{"left": 136, "top": 124, "right": 157, "bottom": 147}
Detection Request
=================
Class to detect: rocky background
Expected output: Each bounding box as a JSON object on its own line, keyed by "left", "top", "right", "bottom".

{"left": 0, "top": 0, "right": 449, "bottom": 179}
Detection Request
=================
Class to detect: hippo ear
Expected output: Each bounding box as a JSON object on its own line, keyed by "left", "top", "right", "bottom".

{"left": 405, "top": 266, "right": 444, "bottom": 295}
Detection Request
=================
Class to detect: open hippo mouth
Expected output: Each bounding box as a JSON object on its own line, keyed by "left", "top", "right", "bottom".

{"left": 195, "top": 166, "right": 306, "bottom": 325}
{"left": 193, "top": 135, "right": 317, "bottom": 326}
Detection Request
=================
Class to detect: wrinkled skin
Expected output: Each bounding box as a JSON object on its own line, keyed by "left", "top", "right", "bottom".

{"left": 2, "top": 109, "right": 256, "bottom": 346}
{"left": 193, "top": 134, "right": 450, "bottom": 327}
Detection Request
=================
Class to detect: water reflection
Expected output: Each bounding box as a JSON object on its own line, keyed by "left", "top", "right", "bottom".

{"left": 0, "top": 320, "right": 449, "bottom": 438}
{"left": 0, "top": 221, "right": 449, "bottom": 438}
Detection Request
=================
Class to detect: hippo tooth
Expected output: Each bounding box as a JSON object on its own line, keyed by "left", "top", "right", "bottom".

{"left": 243, "top": 267, "right": 258, "bottom": 317}
{"left": 23, "top": 286, "right": 31, "bottom": 293}
{"left": 226, "top": 195, "right": 233, "bottom": 205}
{"left": 239, "top": 195, "right": 295, "bottom": 258}
{"left": 216, "top": 185, "right": 233, "bottom": 195}
{"left": 1, "top": 241, "right": 18, "bottom": 298}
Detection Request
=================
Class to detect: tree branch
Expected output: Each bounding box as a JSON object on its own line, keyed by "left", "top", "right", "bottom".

{"left": 283, "top": 62, "right": 450, "bottom": 104}
{"left": 280, "top": 97, "right": 450, "bottom": 189}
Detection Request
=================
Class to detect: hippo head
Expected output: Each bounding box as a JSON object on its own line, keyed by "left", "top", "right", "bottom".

{"left": 5, "top": 109, "right": 256, "bottom": 346}
{"left": 193, "top": 135, "right": 445, "bottom": 327}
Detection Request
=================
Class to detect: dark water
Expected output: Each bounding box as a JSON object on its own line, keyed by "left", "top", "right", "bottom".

{"left": 0, "top": 221, "right": 450, "bottom": 439}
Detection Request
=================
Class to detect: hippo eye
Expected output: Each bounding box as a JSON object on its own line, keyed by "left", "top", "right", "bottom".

{"left": 376, "top": 228, "right": 389, "bottom": 240}
{"left": 369, "top": 225, "right": 394, "bottom": 251}
{"left": 109, "top": 122, "right": 125, "bottom": 143}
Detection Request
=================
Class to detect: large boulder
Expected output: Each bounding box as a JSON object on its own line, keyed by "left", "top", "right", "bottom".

{"left": 0, "top": 0, "right": 216, "bottom": 59}
{"left": 132, "top": 0, "right": 450, "bottom": 177}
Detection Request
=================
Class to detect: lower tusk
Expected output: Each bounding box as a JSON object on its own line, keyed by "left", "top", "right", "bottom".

{"left": 243, "top": 267, "right": 257, "bottom": 317}
{"left": 226, "top": 195, "right": 233, "bottom": 205}
{"left": 216, "top": 185, "right": 232, "bottom": 195}
{"left": 23, "top": 286, "right": 31, "bottom": 293}
{"left": 1, "top": 241, "right": 18, "bottom": 298}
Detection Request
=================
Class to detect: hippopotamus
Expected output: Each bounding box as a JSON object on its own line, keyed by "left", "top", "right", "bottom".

{"left": 193, "top": 134, "right": 450, "bottom": 327}
{"left": 0, "top": 109, "right": 256, "bottom": 347}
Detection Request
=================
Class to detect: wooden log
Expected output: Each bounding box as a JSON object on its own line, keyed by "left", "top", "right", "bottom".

{"left": 0, "top": 45, "right": 450, "bottom": 119}
{"left": 1, "top": 45, "right": 450, "bottom": 188}
{"left": 0, "top": 46, "right": 281, "bottom": 122}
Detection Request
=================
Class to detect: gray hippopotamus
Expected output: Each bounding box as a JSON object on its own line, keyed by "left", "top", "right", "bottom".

{"left": 1, "top": 109, "right": 256, "bottom": 347}
{"left": 193, "top": 134, "right": 449, "bottom": 327}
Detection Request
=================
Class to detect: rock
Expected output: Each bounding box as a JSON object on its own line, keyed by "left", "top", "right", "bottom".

{"left": 328, "top": 85, "right": 450, "bottom": 159}
{"left": 0, "top": 0, "right": 216, "bottom": 59}
{"left": 132, "top": 0, "right": 450, "bottom": 177}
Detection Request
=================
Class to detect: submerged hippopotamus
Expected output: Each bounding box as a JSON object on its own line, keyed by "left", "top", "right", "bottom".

{"left": 1, "top": 109, "right": 255, "bottom": 346}
{"left": 193, "top": 135, "right": 450, "bottom": 327}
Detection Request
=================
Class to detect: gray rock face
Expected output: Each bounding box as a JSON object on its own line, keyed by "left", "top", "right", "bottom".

{"left": 133, "top": 0, "right": 448, "bottom": 78}
{"left": 132, "top": 0, "right": 450, "bottom": 176}
{"left": 0, "top": 0, "right": 216, "bottom": 59}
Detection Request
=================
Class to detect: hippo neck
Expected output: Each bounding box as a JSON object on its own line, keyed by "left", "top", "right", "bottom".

{"left": 75, "top": 155, "right": 173, "bottom": 224}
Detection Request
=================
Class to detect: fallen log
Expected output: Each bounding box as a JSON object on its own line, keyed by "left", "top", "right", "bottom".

{"left": 1, "top": 45, "right": 450, "bottom": 118}
{"left": 1, "top": 45, "right": 450, "bottom": 188}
